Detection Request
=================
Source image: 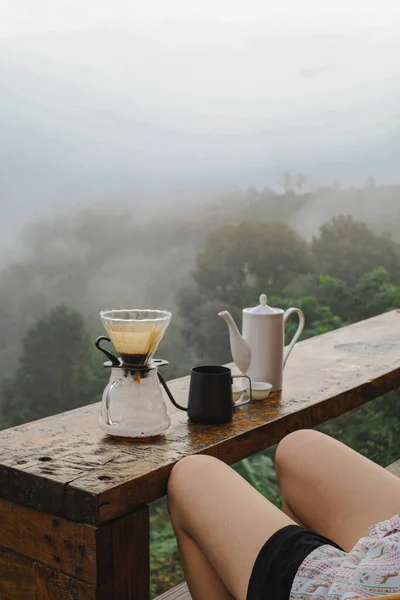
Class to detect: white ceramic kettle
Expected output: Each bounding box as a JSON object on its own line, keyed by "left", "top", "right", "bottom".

{"left": 219, "top": 294, "right": 305, "bottom": 392}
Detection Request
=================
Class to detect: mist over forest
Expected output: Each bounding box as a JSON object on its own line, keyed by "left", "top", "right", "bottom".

{"left": 1, "top": 178, "right": 399, "bottom": 382}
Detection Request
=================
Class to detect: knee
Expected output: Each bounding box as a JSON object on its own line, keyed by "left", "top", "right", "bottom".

{"left": 275, "top": 429, "right": 323, "bottom": 477}
{"left": 167, "top": 455, "right": 222, "bottom": 511}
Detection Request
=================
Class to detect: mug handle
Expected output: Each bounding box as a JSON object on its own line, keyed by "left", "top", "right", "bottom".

{"left": 101, "top": 379, "right": 122, "bottom": 426}
{"left": 283, "top": 308, "right": 305, "bottom": 368}
{"left": 232, "top": 374, "right": 252, "bottom": 405}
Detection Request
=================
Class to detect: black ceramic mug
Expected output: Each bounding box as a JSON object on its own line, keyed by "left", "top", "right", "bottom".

{"left": 157, "top": 364, "right": 252, "bottom": 424}
{"left": 187, "top": 365, "right": 252, "bottom": 424}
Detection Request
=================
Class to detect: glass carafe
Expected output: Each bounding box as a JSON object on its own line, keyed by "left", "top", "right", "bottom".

{"left": 97, "top": 309, "right": 173, "bottom": 438}
{"left": 100, "top": 365, "right": 171, "bottom": 438}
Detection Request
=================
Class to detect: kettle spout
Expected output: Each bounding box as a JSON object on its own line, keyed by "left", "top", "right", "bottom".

{"left": 218, "top": 311, "right": 251, "bottom": 374}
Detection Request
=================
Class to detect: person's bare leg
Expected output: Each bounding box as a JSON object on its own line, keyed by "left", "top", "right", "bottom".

{"left": 173, "top": 526, "right": 234, "bottom": 600}
{"left": 168, "top": 454, "right": 295, "bottom": 600}
{"left": 171, "top": 522, "right": 234, "bottom": 600}
{"left": 276, "top": 429, "right": 400, "bottom": 551}
{"left": 279, "top": 500, "right": 307, "bottom": 528}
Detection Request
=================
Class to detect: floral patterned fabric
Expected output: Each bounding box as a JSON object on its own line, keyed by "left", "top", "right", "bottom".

{"left": 290, "top": 514, "right": 400, "bottom": 599}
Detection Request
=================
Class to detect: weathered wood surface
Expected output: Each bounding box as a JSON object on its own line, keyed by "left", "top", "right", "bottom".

{"left": 155, "top": 591, "right": 400, "bottom": 600}
{"left": 0, "top": 497, "right": 111, "bottom": 583}
{"left": 387, "top": 459, "right": 400, "bottom": 478}
{"left": 0, "top": 497, "right": 148, "bottom": 597}
{"left": 0, "top": 510, "right": 147, "bottom": 600}
{"left": 111, "top": 507, "right": 150, "bottom": 600}
{"left": 34, "top": 563, "right": 112, "bottom": 600}
{"left": 0, "top": 545, "right": 35, "bottom": 600}
{"left": 0, "top": 311, "right": 399, "bottom": 524}
{"left": 0, "top": 545, "right": 112, "bottom": 600}
{"left": 156, "top": 583, "right": 191, "bottom": 600}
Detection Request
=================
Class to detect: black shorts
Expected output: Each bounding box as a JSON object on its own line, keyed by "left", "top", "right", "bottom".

{"left": 246, "top": 525, "right": 344, "bottom": 600}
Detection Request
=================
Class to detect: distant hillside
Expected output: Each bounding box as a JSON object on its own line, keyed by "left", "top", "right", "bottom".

{"left": 183, "top": 184, "right": 400, "bottom": 240}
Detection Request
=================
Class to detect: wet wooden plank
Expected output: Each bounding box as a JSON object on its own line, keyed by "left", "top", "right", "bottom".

{"left": 155, "top": 583, "right": 191, "bottom": 600}
{"left": 0, "top": 311, "right": 399, "bottom": 524}
{"left": 0, "top": 497, "right": 112, "bottom": 583}
{"left": 0, "top": 545, "right": 35, "bottom": 600}
{"left": 0, "top": 546, "right": 112, "bottom": 600}
{"left": 386, "top": 459, "right": 400, "bottom": 478}
{"left": 35, "top": 563, "right": 113, "bottom": 600}
{"left": 111, "top": 506, "right": 150, "bottom": 600}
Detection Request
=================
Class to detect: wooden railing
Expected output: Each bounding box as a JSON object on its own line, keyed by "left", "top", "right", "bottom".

{"left": 0, "top": 311, "right": 399, "bottom": 600}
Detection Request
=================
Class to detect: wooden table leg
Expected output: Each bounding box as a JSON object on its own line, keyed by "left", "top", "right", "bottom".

{"left": 0, "top": 500, "right": 150, "bottom": 600}
{"left": 35, "top": 563, "right": 110, "bottom": 600}
{"left": 111, "top": 506, "right": 150, "bottom": 600}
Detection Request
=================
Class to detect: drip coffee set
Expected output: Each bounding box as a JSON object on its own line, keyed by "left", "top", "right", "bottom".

{"left": 96, "top": 294, "right": 304, "bottom": 439}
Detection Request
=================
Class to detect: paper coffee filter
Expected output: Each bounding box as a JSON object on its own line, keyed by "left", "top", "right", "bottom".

{"left": 100, "top": 309, "right": 171, "bottom": 358}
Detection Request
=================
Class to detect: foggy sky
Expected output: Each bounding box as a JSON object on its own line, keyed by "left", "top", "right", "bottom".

{"left": 1, "top": 0, "right": 400, "bottom": 243}
{"left": 3, "top": 0, "right": 400, "bottom": 33}
{"left": 2, "top": 0, "right": 400, "bottom": 134}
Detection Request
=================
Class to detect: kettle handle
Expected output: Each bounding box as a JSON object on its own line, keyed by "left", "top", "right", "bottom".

{"left": 283, "top": 308, "right": 305, "bottom": 368}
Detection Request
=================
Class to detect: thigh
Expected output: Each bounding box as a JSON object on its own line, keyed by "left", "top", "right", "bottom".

{"left": 276, "top": 429, "right": 400, "bottom": 552}
{"left": 168, "top": 455, "right": 295, "bottom": 600}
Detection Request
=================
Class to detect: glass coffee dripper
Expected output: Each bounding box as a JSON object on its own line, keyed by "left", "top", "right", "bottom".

{"left": 96, "top": 309, "right": 178, "bottom": 438}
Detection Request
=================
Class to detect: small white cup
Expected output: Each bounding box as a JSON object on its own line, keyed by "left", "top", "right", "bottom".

{"left": 232, "top": 384, "right": 245, "bottom": 403}
{"left": 245, "top": 381, "right": 272, "bottom": 400}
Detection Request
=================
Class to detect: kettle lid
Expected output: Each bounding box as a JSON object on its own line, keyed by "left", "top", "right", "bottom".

{"left": 247, "top": 294, "right": 280, "bottom": 315}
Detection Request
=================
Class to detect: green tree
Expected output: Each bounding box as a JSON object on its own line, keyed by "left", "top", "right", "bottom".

{"left": 269, "top": 295, "right": 344, "bottom": 342}
{"left": 281, "top": 171, "right": 293, "bottom": 193}
{"left": 177, "top": 220, "right": 343, "bottom": 363}
{"left": 312, "top": 215, "right": 400, "bottom": 284}
{"left": 318, "top": 267, "right": 400, "bottom": 322}
{"left": 177, "top": 290, "right": 241, "bottom": 364}
{"left": 193, "top": 220, "right": 312, "bottom": 304}
{"left": 319, "top": 391, "right": 400, "bottom": 467}
{"left": 1, "top": 305, "right": 107, "bottom": 428}
{"left": 294, "top": 172, "right": 308, "bottom": 193}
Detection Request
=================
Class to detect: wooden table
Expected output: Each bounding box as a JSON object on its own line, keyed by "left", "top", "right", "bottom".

{"left": 0, "top": 311, "right": 399, "bottom": 600}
